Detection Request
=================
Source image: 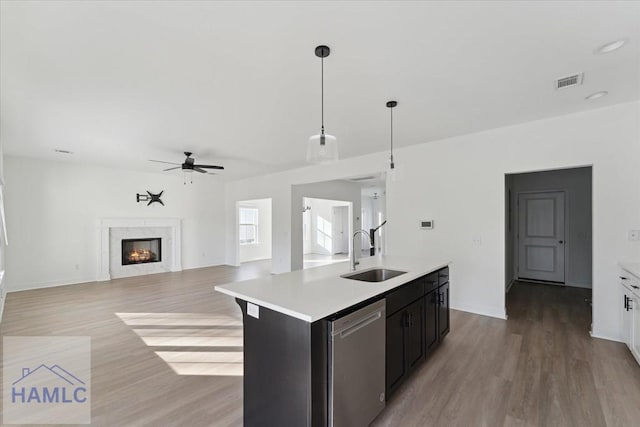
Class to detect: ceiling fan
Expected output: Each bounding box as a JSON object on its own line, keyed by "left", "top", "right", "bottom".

{"left": 149, "top": 152, "right": 224, "bottom": 174}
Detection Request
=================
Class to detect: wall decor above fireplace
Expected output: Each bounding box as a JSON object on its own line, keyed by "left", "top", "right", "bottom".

{"left": 136, "top": 191, "right": 164, "bottom": 206}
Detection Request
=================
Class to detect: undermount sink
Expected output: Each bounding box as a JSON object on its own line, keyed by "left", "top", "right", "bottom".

{"left": 341, "top": 268, "right": 407, "bottom": 283}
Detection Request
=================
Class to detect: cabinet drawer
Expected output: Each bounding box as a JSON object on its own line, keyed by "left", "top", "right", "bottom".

{"left": 621, "top": 270, "right": 640, "bottom": 297}
{"left": 424, "top": 272, "right": 439, "bottom": 293}
{"left": 386, "top": 278, "right": 424, "bottom": 316}
{"left": 438, "top": 267, "right": 450, "bottom": 286}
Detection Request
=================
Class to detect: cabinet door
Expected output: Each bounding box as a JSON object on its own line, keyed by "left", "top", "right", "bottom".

{"left": 438, "top": 282, "right": 450, "bottom": 338}
{"left": 632, "top": 295, "right": 640, "bottom": 364}
{"left": 406, "top": 299, "right": 425, "bottom": 371}
{"left": 425, "top": 289, "right": 439, "bottom": 353}
{"left": 622, "top": 289, "right": 633, "bottom": 349}
{"left": 386, "top": 309, "right": 406, "bottom": 396}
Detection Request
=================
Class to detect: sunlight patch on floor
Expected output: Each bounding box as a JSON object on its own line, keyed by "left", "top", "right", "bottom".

{"left": 156, "top": 351, "right": 243, "bottom": 376}
{"left": 116, "top": 312, "right": 243, "bottom": 327}
{"left": 116, "top": 313, "right": 244, "bottom": 377}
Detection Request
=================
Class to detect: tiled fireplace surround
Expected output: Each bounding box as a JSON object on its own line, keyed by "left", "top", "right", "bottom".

{"left": 98, "top": 218, "right": 182, "bottom": 280}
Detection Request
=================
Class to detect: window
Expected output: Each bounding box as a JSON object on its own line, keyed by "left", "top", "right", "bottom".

{"left": 239, "top": 207, "right": 259, "bottom": 245}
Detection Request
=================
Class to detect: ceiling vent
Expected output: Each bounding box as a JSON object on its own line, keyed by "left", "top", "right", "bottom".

{"left": 555, "top": 73, "right": 584, "bottom": 90}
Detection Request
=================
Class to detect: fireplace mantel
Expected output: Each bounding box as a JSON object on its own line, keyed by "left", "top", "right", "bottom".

{"left": 97, "top": 218, "right": 182, "bottom": 281}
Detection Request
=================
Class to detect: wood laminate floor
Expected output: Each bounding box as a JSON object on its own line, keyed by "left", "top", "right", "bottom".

{"left": 1, "top": 269, "right": 639, "bottom": 426}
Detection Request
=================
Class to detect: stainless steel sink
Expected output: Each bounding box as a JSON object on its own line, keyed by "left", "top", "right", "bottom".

{"left": 341, "top": 268, "right": 407, "bottom": 283}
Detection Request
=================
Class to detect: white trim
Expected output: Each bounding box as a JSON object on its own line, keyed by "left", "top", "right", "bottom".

{"left": 590, "top": 331, "right": 624, "bottom": 343}
{"left": 505, "top": 278, "right": 516, "bottom": 293}
{"left": 451, "top": 303, "right": 507, "bottom": 320}
{"left": 97, "top": 218, "right": 182, "bottom": 281}
{"left": 0, "top": 270, "right": 5, "bottom": 323}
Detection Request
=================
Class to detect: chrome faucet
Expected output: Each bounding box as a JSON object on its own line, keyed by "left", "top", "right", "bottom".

{"left": 351, "top": 229, "right": 371, "bottom": 271}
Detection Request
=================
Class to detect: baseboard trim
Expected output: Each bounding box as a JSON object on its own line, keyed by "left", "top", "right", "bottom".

{"left": 505, "top": 279, "right": 515, "bottom": 294}
{"left": 9, "top": 262, "right": 228, "bottom": 293}
{"left": 8, "top": 277, "right": 100, "bottom": 293}
{"left": 451, "top": 303, "right": 507, "bottom": 320}
{"left": 590, "top": 331, "right": 624, "bottom": 343}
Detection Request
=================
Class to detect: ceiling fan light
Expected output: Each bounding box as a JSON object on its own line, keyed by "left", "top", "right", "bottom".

{"left": 307, "top": 133, "right": 338, "bottom": 164}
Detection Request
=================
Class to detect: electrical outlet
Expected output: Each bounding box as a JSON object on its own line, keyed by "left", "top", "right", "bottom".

{"left": 630, "top": 230, "right": 640, "bottom": 241}
{"left": 472, "top": 236, "right": 482, "bottom": 246}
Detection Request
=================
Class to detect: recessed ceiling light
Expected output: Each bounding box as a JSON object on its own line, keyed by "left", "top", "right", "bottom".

{"left": 54, "top": 149, "right": 74, "bottom": 154}
{"left": 585, "top": 91, "right": 608, "bottom": 100}
{"left": 595, "top": 39, "right": 627, "bottom": 54}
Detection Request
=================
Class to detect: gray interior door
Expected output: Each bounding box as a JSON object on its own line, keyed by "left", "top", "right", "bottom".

{"left": 517, "top": 191, "right": 565, "bottom": 283}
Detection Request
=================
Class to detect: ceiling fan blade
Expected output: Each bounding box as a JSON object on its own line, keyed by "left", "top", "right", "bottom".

{"left": 193, "top": 164, "right": 224, "bottom": 170}
{"left": 193, "top": 167, "right": 208, "bottom": 174}
{"left": 149, "top": 160, "right": 180, "bottom": 165}
{"left": 163, "top": 166, "right": 181, "bottom": 171}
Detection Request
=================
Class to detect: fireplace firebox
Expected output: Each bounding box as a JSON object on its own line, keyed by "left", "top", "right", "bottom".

{"left": 122, "top": 238, "right": 162, "bottom": 265}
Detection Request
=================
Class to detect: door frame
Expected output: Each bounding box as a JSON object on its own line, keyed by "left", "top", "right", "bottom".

{"left": 515, "top": 189, "right": 567, "bottom": 284}
{"left": 504, "top": 164, "right": 594, "bottom": 330}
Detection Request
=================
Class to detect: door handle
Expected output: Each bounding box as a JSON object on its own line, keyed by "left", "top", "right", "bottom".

{"left": 633, "top": 285, "right": 640, "bottom": 290}
{"left": 558, "top": 240, "right": 564, "bottom": 244}
{"left": 439, "top": 292, "right": 444, "bottom": 305}
{"left": 625, "top": 295, "right": 629, "bottom": 311}
{"left": 338, "top": 311, "right": 382, "bottom": 339}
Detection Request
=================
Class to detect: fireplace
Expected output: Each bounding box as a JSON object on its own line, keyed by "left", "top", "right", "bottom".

{"left": 122, "top": 238, "right": 162, "bottom": 265}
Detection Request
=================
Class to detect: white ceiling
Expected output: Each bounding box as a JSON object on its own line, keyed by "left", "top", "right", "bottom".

{"left": 2, "top": 1, "right": 639, "bottom": 180}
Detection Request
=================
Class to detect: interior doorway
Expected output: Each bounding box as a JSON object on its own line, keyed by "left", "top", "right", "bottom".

{"left": 302, "top": 197, "right": 352, "bottom": 269}
{"left": 505, "top": 166, "right": 593, "bottom": 328}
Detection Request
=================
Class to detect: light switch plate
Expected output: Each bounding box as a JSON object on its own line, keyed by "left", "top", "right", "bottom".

{"left": 630, "top": 230, "right": 640, "bottom": 241}
{"left": 247, "top": 302, "right": 260, "bottom": 319}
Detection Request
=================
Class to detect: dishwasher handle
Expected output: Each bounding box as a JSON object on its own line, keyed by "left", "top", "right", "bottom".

{"left": 334, "top": 310, "right": 383, "bottom": 339}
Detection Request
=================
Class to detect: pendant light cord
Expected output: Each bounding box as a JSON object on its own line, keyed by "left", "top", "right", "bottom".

{"left": 321, "top": 55, "right": 324, "bottom": 135}
{"left": 390, "top": 107, "right": 394, "bottom": 165}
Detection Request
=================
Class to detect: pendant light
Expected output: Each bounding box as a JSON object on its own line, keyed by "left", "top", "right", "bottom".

{"left": 307, "top": 45, "right": 338, "bottom": 164}
{"left": 386, "top": 100, "right": 397, "bottom": 171}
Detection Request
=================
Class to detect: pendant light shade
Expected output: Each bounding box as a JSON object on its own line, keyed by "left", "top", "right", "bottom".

{"left": 307, "top": 45, "right": 338, "bottom": 164}
{"left": 307, "top": 133, "right": 338, "bottom": 164}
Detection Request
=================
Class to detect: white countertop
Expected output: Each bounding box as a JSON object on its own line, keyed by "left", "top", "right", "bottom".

{"left": 215, "top": 255, "right": 450, "bottom": 322}
{"left": 620, "top": 262, "right": 640, "bottom": 280}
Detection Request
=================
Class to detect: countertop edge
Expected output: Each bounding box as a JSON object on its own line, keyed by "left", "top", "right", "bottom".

{"left": 214, "top": 286, "right": 314, "bottom": 322}
{"left": 215, "top": 258, "right": 451, "bottom": 323}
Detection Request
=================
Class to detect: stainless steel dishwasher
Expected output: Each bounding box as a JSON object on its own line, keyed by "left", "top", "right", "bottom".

{"left": 329, "top": 298, "right": 386, "bottom": 427}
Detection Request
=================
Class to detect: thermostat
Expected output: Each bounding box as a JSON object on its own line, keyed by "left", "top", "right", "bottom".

{"left": 420, "top": 220, "right": 434, "bottom": 229}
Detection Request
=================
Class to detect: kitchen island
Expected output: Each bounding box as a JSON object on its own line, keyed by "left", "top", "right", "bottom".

{"left": 215, "top": 256, "right": 451, "bottom": 427}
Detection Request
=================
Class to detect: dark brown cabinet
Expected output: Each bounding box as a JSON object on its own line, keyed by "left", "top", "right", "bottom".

{"left": 385, "top": 298, "right": 425, "bottom": 398}
{"left": 385, "top": 309, "right": 406, "bottom": 394}
{"left": 438, "top": 281, "right": 450, "bottom": 338}
{"left": 385, "top": 267, "right": 450, "bottom": 400}
{"left": 405, "top": 298, "right": 426, "bottom": 371}
{"left": 425, "top": 288, "right": 439, "bottom": 352}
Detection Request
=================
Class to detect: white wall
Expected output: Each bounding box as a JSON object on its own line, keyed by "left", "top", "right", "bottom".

{"left": 238, "top": 198, "right": 272, "bottom": 263}
{"left": 225, "top": 102, "right": 640, "bottom": 342}
{"left": 4, "top": 156, "right": 226, "bottom": 291}
{"left": 508, "top": 167, "right": 592, "bottom": 288}
{"left": 0, "top": 144, "right": 6, "bottom": 320}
